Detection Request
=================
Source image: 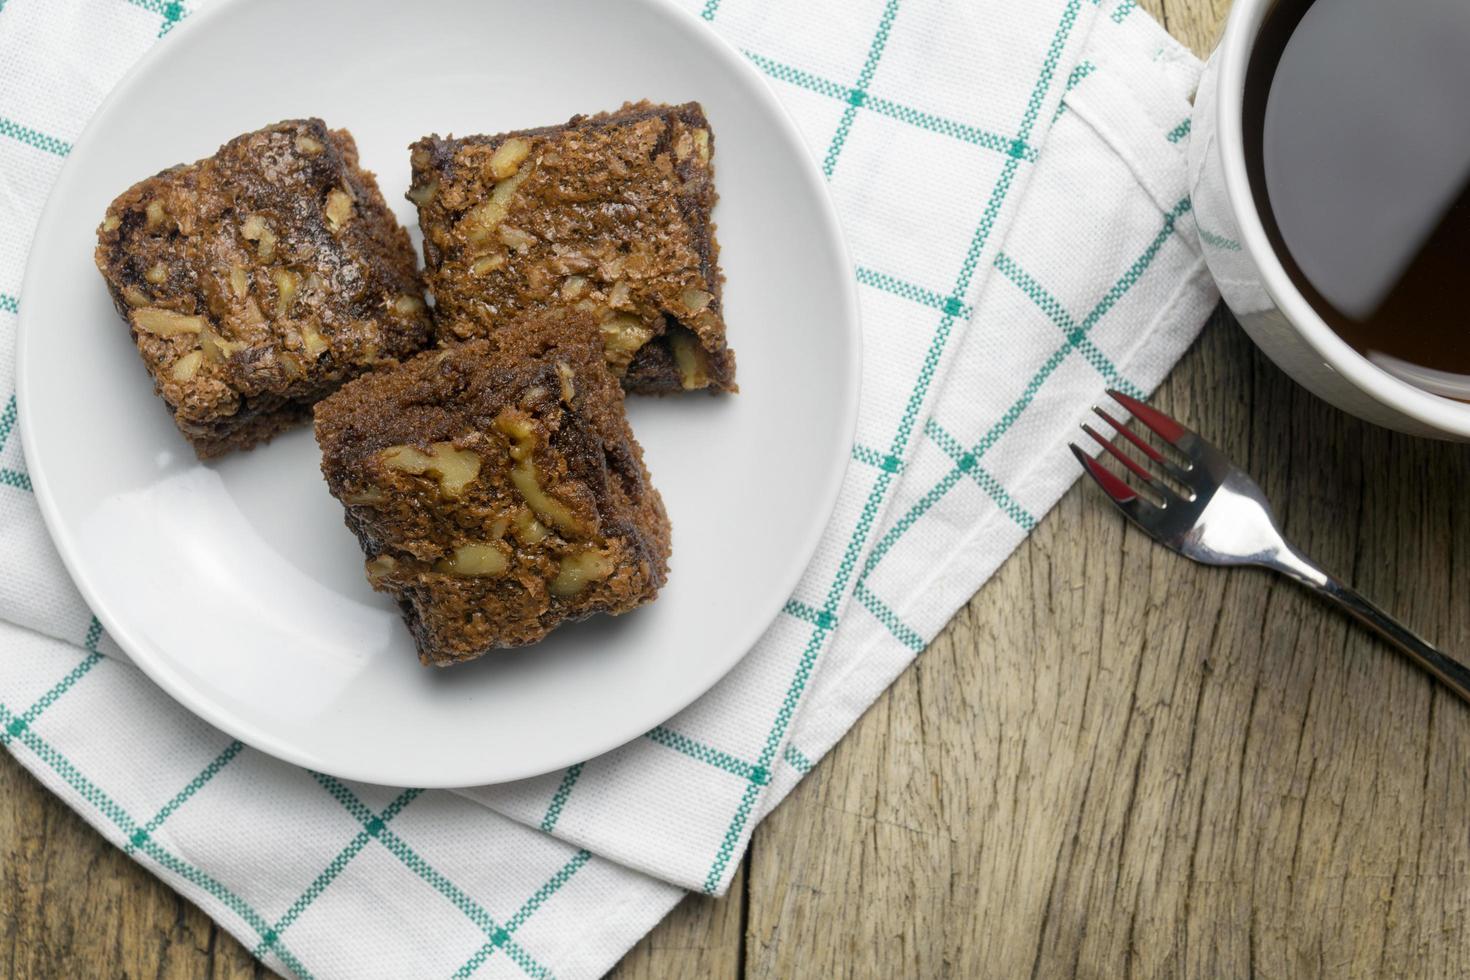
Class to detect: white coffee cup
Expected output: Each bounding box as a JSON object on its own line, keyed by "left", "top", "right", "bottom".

{"left": 1188, "top": 0, "right": 1470, "bottom": 440}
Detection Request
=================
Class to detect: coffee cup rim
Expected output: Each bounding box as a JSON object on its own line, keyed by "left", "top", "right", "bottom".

{"left": 1215, "top": 0, "right": 1470, "bottom": 437}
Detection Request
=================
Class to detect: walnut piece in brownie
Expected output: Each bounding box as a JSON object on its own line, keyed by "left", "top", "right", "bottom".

{"left": 408, "top": 100, "right": 735, "bottom": 394}
{"left": 314, "top": 316, "right": 671, "bottom": 665}
{"left": 95, "top": 119, "right": 433, "bottom": 457}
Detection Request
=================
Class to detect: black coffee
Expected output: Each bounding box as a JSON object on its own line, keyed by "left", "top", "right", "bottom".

{"left": 1244, "top": 0, "right": 1470, "bottom": 397}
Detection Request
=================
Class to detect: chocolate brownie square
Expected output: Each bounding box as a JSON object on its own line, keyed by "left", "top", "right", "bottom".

{"left": 95, "top": 119, "right": 433, "bottom": 457}
{"left": 314, "top": 314, "right": 671, "bottom": 664}
{"left": 408, "top": 101, "right": 735, "bottom": 394}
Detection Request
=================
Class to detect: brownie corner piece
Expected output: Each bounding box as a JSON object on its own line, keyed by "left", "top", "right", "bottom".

{"left": 95, "top": 118, "right": 432, "bottom": 457}
{"left": 314, "top": 317, "right": 671, "bottom": 665}
{"left": 408, "top": 100, "right": 735, "bottom": 395}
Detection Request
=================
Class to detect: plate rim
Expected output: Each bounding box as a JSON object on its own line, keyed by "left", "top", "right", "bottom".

{"left": 16, "top": 0, "right": 862, "bottom": 787}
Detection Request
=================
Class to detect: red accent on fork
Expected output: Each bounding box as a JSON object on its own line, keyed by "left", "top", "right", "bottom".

{"left": 1107, "top": 389, "right": 1186, "bottom": 443}
{"left": 1094, "top": 408, "right": 1166, "bottom": 463}
{"left": 1069, "top": 443, "right": 1138, "bottom": 503}
{"left": 1081, "top": 424, "right": 1155, "bottom": 483}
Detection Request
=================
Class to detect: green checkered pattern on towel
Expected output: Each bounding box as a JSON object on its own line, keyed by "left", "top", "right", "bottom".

{"left": 0, "top": 0, "right": 1215, "bottom": 975}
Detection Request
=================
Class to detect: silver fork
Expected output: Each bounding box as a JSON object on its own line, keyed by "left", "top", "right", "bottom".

{"left": 1071, "top": 389, "right": 1470, "bottom": 705}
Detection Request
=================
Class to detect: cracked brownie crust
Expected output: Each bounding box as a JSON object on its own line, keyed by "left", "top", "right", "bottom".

{"left": 95, "top": 119, "right": 433, "bottom": 457}
{"left": 314, "top": 316, "right": 671, "bottom": 665}
{"left": 408, "top": 100, "right": 735, "bottom": 394}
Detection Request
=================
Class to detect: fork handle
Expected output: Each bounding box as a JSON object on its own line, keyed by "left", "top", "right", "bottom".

{"left": 1271, "top": 548, "right": 1470, "bottom": 706}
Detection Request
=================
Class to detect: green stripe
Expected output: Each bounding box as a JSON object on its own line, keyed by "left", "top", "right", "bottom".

{"left": 863, "top": 94, "right": 1038, "bottom": 160}
{"left": 821, "top": 470, "right": 895, "bottom": 612}
{"left": 700, "top": 0, "right": 720, "bottom": 20}
{"left": 0, "top": 293, "right": 17, "bottom": 314}
{"left": 861, "top": 467, "right": 966, "bottom": 583}
{"left": 992, "top": 251, "right": 1143, "bottom": 396}
{"left": 453, "top": 943, "right": 498, "bottom": 980}
{"left": 127, "top": 740, "right": 244, "bottom": 854}
{"left": 0, "top": 347, "right": 32, "bottom": 496}
{"left": 1111, "top": 0, "right": 1138, "bottom": 22}
{"left": 2, "top": 622, "right": 103, "bottom": 740}
{"left": 742, "top": 51, "right": 1031, "bottom": 161}
{"left": 15, "top": 654, "right": 102, "bottom": 730}
{"left": 0, "top": 117, "right": 70, "bottom": 157}
{"left": 1198, "top": 226, "right": 1242, "bottom": 251}
{"left": 782, "top": 598, "right": 836, "bottom": 630}
{"left": 313, "top": 771, "right": 374, "bottom": 823}
{"left": 782, "top": 743, "right": 814, "bottom": 774}
{"left": 1, "top": 699, "right": 135, "bottom": 829}
{"left": 255, "top": 783, "right": 423, "bottom": 960}
{"left": 645, "top": 725, "right": 767, "bottom": 784}
{"left": 1078, "top": 198, "right": 1193, "bottom": 328}
{"left": 253, "top": 830, "right": 372, "bottom": 957}
{"left": 702, "top": 0, "right": 1086, "bottom": 895}
{"left": 707, "top": 588, "right": 846, "bottom": 890}
{"left": 0, "top": 394, "right": 18, "bottom": 452}
{"left": 0, "top": 469, "right": 32, "bottom": 493}
{"left": 158, "top": 0, "right": 186, "bottom": 36}
{"left": 487, "top": 934, "right": 548, "bottom": 979}
{"left": 923, "top": 419, "right": 1038, "bottom": 530}
{"left": 312, "top": 775, "right": 552, "bottom": 979}
{"left": 856, "top": 267, "right": 972, "bottom": 319}
{"left": 379, "top": 787, "right": 422, "bottom": 823}
{"left": 863, "top": 198, "right": 1190, "bottom": 580}
{"left": 994, "top": 253, "right": 1073, "bottom": 326}
{"left": 822, "top": 0, "right": 904, "bottom": 177}
{"left": 887, "top": 6, "right": 1091, "bottom": 451}
{"left": 1055, "top": 59, "right": 1098, "bottom": 120}
{"left": 505, "top": 850, "right": 591, "bottom": 933}
{"left": 134, "top": 834, "right": 312, "bottom": 979}
{"left": 885, "top": 152, "right": 1017, "bottom": 460}
{"left": 1166, "top": 118, "right": 1191, "bottom": 144}
{"left": 854, "top": 583, "right": 925, "bottom": 652}
{"left": 850, "top": 443, "right": 902, "bottom": 474}
{"left": 850, "top": 1, "right": 902, "bottom": 93}
{"left": 539, "top": 763, "right": 583, "bottom": 832}
{"left": 451, "top": 850, "right": 592, "bottom": 980}
{"left": 1067, "top": 60, "right": 1097, "bottom": 90}
{"left": 0, "top": 694, "right": 311, "bottom": 978}
{"left": 705, "top": 780, "right": 765, "bottom": 894}
{"left": 743, "top": 51, "right": 850, "bottom": 100}
{"left": 124, "top": 0, "right": 188, "bottom": 36}
{"left": 379, "top": 821, "right": 550, "bottom": 979}
{"left": 1017, "top": 0, "right": 1082, "bottom": 142}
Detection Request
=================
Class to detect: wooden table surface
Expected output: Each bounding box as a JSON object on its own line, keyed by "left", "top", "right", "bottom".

{"left": 10, "top": 1, "right": 1470, "bottom": 976}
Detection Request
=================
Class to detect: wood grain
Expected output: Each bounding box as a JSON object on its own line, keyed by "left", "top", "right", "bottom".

{"left": 739, "top": 307, "right": 1470, "bottom": 979}
{"left": 12, "top": 3, "right": 1470, "bottom": 978}
{"left": 0, "top": 752, "right": 269, "bottom": 980}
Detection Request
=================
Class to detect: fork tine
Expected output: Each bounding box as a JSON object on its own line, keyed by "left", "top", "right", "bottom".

{"left": 1106, "top": 389, "right": 1196, "bottom": 449}
{"left": 1080, "top": 425, "right": 1182, "bottom": 508}
{"left": 1081, "top": 423, "right": 1156, "bottom": 484}
{"left": 1069, "top": 443, "right": 1159, "bottom": 523}
{"left": 1070, "top": 443, "right": 1136, "bottom": 500}
{"left": 1093, "top": 407, "right": 1164, "bottom": 463}
{"left": 1093, "top": 407, "right": 1194, "bottom": 483}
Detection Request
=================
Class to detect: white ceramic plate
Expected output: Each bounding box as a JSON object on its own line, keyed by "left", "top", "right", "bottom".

{"left": 17, "top": 0, "right": 859, "bottom": 787}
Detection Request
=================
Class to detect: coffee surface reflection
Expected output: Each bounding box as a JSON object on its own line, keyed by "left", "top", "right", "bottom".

{"left": 1245, "top": 0, "right": 1470, "bottom": 398}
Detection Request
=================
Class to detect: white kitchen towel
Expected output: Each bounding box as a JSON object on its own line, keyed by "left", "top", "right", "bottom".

{"left": 0, "top": 0, "right": 1218, "bottom": 977}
